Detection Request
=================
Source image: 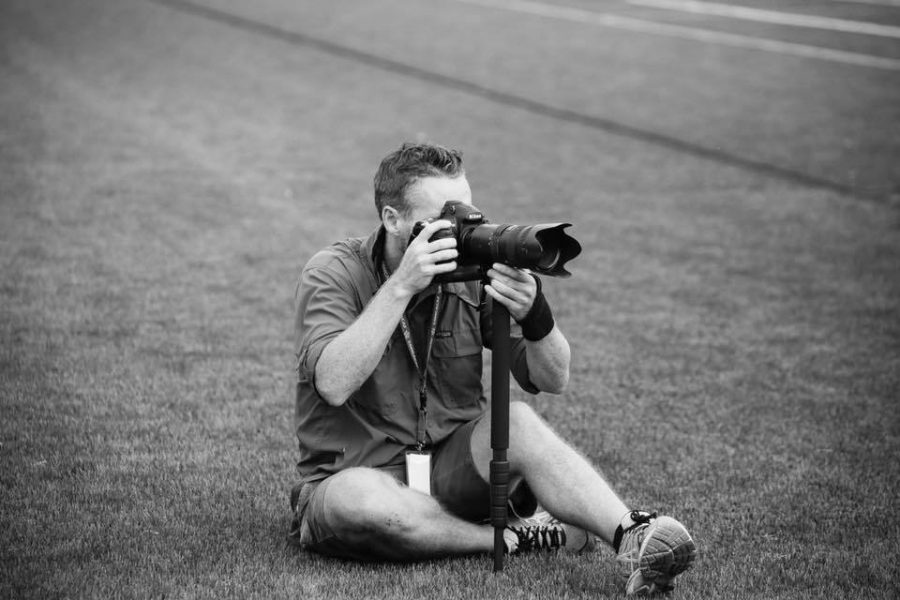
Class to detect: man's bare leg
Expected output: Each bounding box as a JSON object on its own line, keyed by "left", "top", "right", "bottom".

{"left": 320, "top": 467, "right": 493, "bottom": 561}
{"left": 470, "top": 401, "right": 630, "bottom": 545}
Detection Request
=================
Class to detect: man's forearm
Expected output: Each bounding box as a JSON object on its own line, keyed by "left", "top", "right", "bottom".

{"left": 524, "top": 326, "right": 571, "bottom": 394}
{"left": 314, "top": 279, "right": 411, "bottom": 406}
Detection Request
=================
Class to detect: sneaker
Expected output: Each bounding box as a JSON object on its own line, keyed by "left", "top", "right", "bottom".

{"left": 504, "top": 509, "right": 595, "bottom": 554}
{"left": 615, "top": 511, "right": 696, "bottom": 596}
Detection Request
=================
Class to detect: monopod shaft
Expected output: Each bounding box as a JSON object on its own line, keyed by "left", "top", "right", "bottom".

{"left": 490, "top": 301, "right": 511, "bottom": 572}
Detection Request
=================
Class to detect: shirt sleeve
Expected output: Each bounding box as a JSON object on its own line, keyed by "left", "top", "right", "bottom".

{"left": 294, "top": 258, "right": 360, "bottom": 386}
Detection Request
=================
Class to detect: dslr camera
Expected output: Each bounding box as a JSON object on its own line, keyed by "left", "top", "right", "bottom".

{"left": 410, "top": 201, "right": 581, "bottom": 283}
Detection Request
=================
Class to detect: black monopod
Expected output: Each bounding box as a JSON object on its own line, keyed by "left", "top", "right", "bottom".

{"left": 480, "top": 227, "right": 581, "bottom": 573}
{"left": 412, "top": 201, "right": 581, "bottom": 572}
{"left": 490, "top": 300, "right": 512, "bottom": 573}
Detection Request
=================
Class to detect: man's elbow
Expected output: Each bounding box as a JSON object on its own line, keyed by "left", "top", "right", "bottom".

{"left": 317, "top": 385, "right": 349, "bottom": 407}
{"left": 537, "top": 370, "right": 569, "bottom": 395}
{"left": 314, "top": 367, "right": 351, "bottom": 407}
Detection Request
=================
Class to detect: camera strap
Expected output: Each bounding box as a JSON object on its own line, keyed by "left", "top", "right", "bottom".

{"left": 381, "top": 263, "right": 443, "bottom": 450}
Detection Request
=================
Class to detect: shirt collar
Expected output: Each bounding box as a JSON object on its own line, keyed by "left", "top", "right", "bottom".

{"left": 361, "top": 225, "right": 387, "bottom": 276}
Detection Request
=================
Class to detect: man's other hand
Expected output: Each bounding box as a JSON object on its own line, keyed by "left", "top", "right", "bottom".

{"left": 484, "top": 263, "right": 536, "bottom": 322}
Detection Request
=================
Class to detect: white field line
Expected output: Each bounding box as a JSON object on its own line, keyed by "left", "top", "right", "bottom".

{"left": 628, "top": 0, "right": 900, "bottom": 38}
{"left": 832, "top": 0, "right": 900, "bottom": 6}
{"left": 452, "top": 0, "right": 900, "bottom": 70}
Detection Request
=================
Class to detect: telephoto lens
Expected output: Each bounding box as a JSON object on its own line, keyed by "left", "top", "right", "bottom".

{"left": 411, "top": 201, "right": 581, "bottom": 283}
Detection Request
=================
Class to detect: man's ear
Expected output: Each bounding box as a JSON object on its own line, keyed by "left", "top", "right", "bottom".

{"left": 382, "top": 205, "right": 402, "bottom": 236}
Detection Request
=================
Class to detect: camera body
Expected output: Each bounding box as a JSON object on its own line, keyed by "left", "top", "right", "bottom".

{"left": 409, "top": 201, "right": 581, "bottom": 283}
{"left": 411, "top": 201, "right": 488, "bottom": 283}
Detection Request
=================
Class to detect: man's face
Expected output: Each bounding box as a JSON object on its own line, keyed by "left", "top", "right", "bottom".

{"left": 398, "top": 175, "right": 472, "bottom": 249}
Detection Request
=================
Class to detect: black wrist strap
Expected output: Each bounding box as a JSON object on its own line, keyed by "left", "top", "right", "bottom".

{"left": 517, "top": 275, "right": 555, "bottom": 341}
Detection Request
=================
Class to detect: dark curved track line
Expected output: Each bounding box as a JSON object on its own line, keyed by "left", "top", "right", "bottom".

{"left": 150, "top": 0, "right": 884, "bottom": 201}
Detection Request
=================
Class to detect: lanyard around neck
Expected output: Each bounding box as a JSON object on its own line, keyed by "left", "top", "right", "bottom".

{"left": 382, "top": 263, "right": 443, "bottom": 449}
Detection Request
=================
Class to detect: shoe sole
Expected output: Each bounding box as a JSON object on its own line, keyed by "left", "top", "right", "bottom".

{"left": 638, "top": 516, "right": 697, "bottom": 584}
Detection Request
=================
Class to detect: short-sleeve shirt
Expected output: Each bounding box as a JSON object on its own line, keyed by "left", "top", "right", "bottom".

{"left": 293, "top": 226, "right": 537, "bottom": 484}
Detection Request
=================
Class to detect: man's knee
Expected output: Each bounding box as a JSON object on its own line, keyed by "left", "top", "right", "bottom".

{"left": 509, "top": 400, "right": 544, "bottom": 434}
{"left": 324, "top": 468, "right": 397, "bottom": 530}
{"left": 323, "top": 468, "right": 425, "bottom": 540}
{"left": 508, "top": 401, "right": 558, "bottom": 457}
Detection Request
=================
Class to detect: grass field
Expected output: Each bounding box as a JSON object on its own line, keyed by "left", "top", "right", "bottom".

{"left": 1, "top": 0, "right": 899, "bottom": 598}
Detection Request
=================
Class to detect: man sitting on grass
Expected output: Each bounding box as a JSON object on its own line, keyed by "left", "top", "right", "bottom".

{"left": 289, "top": 142, "right": 696, "bottom": 595}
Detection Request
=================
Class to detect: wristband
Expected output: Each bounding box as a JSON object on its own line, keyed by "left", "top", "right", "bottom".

{"left": 517, "top": 275, "right": 555, "bottom": 341}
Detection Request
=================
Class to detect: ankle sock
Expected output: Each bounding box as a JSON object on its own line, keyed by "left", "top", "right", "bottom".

{"left": 612, "top": 511, "right": 634, "bottom": 552}
{"left": 613, "top": 510, "right": 656, "bottom": 552}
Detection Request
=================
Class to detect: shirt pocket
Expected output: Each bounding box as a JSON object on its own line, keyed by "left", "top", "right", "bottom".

{"left": 431, "top": 326, "right": 484, "bottom": 407}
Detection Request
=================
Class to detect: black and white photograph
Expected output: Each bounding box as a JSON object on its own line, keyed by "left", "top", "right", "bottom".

{"left": 2, "top": 0, "right": 898, "bottom": 598}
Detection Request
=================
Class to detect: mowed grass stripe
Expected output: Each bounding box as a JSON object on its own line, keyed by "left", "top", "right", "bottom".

{"left": 148, "top": 0, "right": 878, "bottom": 202}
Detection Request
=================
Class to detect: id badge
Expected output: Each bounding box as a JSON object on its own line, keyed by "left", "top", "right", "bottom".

{"left": 405, "top": 450, "right": 432, "bottom": 496}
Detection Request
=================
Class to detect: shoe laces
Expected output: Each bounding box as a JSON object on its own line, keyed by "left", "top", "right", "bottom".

{"left": 508, "top": 507, "right": 557, "bottom": 528}
{"left": 505, "top": 522, "right": 567, "bottom": 553}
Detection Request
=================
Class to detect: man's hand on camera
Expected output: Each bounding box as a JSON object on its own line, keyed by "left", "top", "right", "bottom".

{"left": 390, "top": 219, "right": 458, "bottom": 298}
{"left": 484, "top": 263, "right": 536, "bottom": 322}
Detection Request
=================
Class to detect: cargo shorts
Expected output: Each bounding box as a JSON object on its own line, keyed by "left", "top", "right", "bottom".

{"left": 287, "top": 416, "right": 536, "bottom": 560}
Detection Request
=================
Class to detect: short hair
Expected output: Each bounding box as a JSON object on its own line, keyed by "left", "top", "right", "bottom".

{"left": 373, "top": 142, "right": 465, "bottom": 216}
